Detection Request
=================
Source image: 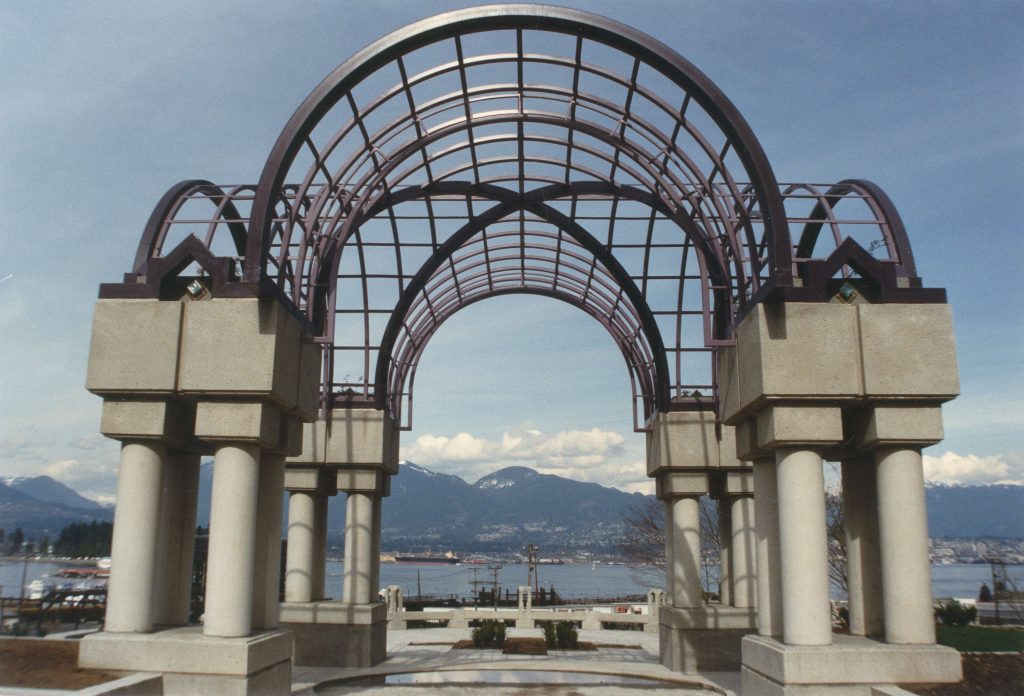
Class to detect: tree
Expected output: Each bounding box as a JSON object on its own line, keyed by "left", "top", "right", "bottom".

{"left": 619, "top": 496, "right": 720, "bottom": 599}
{"left": 53, "top": 521, "right": 113, "bottom": 558}
{"left": 825, "top": 486, "right": 848, "bottom": 597}
{"left": 621, "top": 483, "right": 848, "bottom": 600}
{"left": 10, "top": 527, "right": 24, "bottom": 554}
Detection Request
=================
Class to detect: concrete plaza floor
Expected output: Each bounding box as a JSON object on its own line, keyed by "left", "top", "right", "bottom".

{"left": 292, "top": 626, "right": 741, "bottom": 695}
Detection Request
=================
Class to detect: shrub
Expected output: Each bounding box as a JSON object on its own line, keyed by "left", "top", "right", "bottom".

{"left": 554, "top": 620, "right": 578, "bottom": 649}
{"left": 542, "top": 621, "right": 557, "bottom": 648}
{"left": 471, "top": 619, "right": 506, "bottom": 648}
{"left": 935, "top": 600, "right": 977, "bottom": 627}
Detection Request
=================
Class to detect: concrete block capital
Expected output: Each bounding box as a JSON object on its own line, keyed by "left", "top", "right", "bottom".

{"left": 655, "top": 471, "right": 709, "bottom": 500}
{"left": 754, "top": 404, "right": 843, "bottom": 452}
{"left": 193, "top": 400, "right": 282, "bottom": 447}
{"left": 862, "top": 404, "right": 945, "bottom": 447}
{"left": 100, "top": 398, "right": 194, "bottom": 444}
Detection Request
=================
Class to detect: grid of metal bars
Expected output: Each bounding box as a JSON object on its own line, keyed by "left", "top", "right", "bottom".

{"left": 127, "top": 8, "right": 923, "bottom": 430}
{"left": 142, "top": 181, "right": 907, "bottom": 429}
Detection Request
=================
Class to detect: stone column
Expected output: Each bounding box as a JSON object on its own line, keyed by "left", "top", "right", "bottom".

{"left": 370, "top": 493, "right": 383, "bottom": 597}
{"left": 730, "top": 494, "right": 756, "bottom": 608}
{"left": 842, "top": 458, "right": 884, "bottom": 636}
{"left": 663, "top": 498, "right": 676, "bottom": 604}
{"left": 876, "top": 447, "right": 935, "bottom": 644}
{"left": 717, "top": 500, "right": 732, "bottom": 605}
{"left": 105, "top": 440, "right": 166, "bottom": 633}
{"left": 313, "top": 492, "right": 329, "bottom": 600}
{"left": 343, "top": 491, "right": 375, "bottom": 605}
{"left": 252, "top": 453, "right": 286, "bottom": 630}
{"left": 668, "top": 495, "right": 703, "bottom": 608}
{"left": 285, "top": 490, "right": 316, "bottom": 603}
{"left": 204, "top": 443, "right": 261, "bottom": 638}
{"left": 752, "top": 457, "right": 782, "bottom": 637}
{"left": 775, "top": 447, "right": 832, "bottom": 646}
{"left": 152, "top": 452, "right": 200, "bottom": 626}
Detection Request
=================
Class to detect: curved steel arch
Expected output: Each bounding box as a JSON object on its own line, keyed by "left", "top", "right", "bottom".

{"left": 396, "top": 286, "right": 656, "bottom": 431}
{"left": 135, "top": 180, "right": 249, "bottom": 273}
{"left": 383, "top": 224, "right": 661, "bottom": 429}
{"left": 246, "top": 3, "right": 792, "bottom": 298}
{"left": 794, "top": 179, "right": 917, "bottom": 277}
{"left": 104, "top": 5, "right": 947, "bottom": 431}
{"left": 372, "top": 189, "right": 672, "bottom": 421}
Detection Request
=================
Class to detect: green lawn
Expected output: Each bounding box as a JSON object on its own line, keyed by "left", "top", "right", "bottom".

{"left": 936, "top": 625, "right": 1024, "bottom": 652}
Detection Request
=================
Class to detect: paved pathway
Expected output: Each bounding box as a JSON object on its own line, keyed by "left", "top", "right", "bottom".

{"left": 292, "top": 627, "right": 741, "bottom": 695}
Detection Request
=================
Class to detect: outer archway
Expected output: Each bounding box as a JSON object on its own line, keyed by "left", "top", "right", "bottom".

{"left": 84, "top": 5, "right": 960, "bottom": 695}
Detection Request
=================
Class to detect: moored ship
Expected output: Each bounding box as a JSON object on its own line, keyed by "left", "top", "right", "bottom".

{"left": 394, "top": 550, "right": 461, "bottom": 565}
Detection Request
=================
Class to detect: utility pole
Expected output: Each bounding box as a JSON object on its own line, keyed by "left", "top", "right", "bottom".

{"left": 416, "top": 568, "right": 422, "bottom": 601}
{"left": 487, "top": 564, "right": 502, "bottom": 609}
{"left": 525, "top": 544, "right": 539, "bottom": 599}
{"left": 468, "top": 567, "right": 488, "bottom": 606}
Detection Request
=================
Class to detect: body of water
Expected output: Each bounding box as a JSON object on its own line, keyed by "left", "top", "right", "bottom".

{"left": 1, "top": 558, "right": 1012, "bottom": 604}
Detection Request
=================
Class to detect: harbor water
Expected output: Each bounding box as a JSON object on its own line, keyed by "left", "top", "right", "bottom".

{"left": 1, "top": 558, "right": 1016, "bottom": 604}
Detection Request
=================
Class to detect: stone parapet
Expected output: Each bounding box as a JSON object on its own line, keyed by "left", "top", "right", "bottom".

{"left": 289, "top": 408, "right": 399, "bottom": 474}
{"left": 87, "top": 297, "right": 320, "bottom": 424}
{"left": 718, "top": 303, "right": 959, "bottom": 424}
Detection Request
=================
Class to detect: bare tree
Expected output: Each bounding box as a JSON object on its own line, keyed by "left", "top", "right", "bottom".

{"left": 825, "top": 486, "right": 848, "bottom": 597}
{"left": 619, "top": 496, "right": 720, "bottom": 599}
{"left": 622, "top": 483, "right": 847, "bottom": 601}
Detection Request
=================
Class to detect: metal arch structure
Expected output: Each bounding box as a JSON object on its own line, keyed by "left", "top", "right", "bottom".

{"left": 103, "top": 4, "right": 945, "bottom": 431}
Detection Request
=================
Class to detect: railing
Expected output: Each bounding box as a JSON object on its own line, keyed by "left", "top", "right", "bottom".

{"left": 384, "top": 585, "right": 665, "bottom": 633}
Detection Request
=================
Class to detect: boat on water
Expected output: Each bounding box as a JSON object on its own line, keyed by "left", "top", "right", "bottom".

{"left": 27, "top": 567, "right": 108, "bottom": 600}
{"left": 394, "top": 551, "right": 461, "bottom": 565}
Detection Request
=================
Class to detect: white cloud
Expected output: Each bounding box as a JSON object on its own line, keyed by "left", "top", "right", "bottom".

{"left": 39, "top": 456, "right": 119, "bottom": 493}
{"left": 923, "top": 451, "right": 1024, "bottom": 486}
{"left": 400, "top": 428, "right": 645, "bottom": 492}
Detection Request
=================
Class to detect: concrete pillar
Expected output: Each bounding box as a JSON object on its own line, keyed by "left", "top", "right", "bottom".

{"left": 842, "top": 458, "right": 884, "bottom": 636}
{"left": 204, "top": 443, "right": 260, "bottom": 638}
{"left": 152, "top": 452, "right": 199, "bottom": 626}
{"left": 730, "top": 494, "right": 756, "bottom": 608}
{"left": 313, "top": 493, "right": 329, "bottom": 600}
{"left": 876, "top": 447, "right": 935, "bottom": 644}
{"left": 343, "top": 492, "right": 374, "bottom": 604}
{"left": 663, "top": 499, "right": 675, "bottom": 604}
{"left": 105, "top": 441, "right": 166, "bottom": 633}
{"left": 285, "top": 490, "right": 316, "bottom": 603}
{"left": 775, "top": 448, "right": 832, "bottom": 646}
{"left": 370, "top": 495, "right": 383, "bottom": 598}
{"left": 252, "top": 454, "right": 285, "bottom": 629}
{"left": 717, "top": 500, "right": 733, "bottom": 605}
{"left": 753, "top": 457, "right": 782, "bottom": 637}
{"left": 668, "top": 496, "right": 703, "bottom": 608}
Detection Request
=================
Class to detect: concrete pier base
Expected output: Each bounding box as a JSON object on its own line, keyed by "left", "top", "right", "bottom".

{"left": 281, "top": 601, "right": 387, "bottom": 667}
{"left": 79, "top": 627, "right": 292, "bottom": 696}
{"left": 740, "top": 634, "right": 961, "bottom": 695}
{"left": 658, "top": 605, "right": 757, "bottom": 672}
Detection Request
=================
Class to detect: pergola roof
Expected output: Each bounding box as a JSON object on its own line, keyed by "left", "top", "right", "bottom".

{"left": 113, "top": 5, "right": 933, "bottom": 430}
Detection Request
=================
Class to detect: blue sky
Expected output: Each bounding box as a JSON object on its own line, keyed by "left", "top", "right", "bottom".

{"left": 1, "top": 1, "right": 1021, "bottom": 502}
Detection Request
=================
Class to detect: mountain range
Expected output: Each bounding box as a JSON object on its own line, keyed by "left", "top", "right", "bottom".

{"left": 0, "top": 476, "right": 113, "bottom": 539}
{"left": 2, "top": 465, "right": 1022, "bottom": 552}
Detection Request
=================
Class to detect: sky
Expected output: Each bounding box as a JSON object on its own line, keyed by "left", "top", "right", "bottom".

{"left": 1, "top": 1, "right": 1022, "bottom": 504}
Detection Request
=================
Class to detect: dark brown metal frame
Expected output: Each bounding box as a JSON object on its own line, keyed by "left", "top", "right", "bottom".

{"left": 103, "top": 4, "right": 942, "bottom": 430}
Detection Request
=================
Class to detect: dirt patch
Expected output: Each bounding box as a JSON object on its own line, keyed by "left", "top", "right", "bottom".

{"left": 0, "top": 637, "right": 120, "bottom": 690}
{"left": 905, "top": 653, "right": 1024, "bottom": 696}
{"left": 502, "top": 637, "right": 549, "bottom": 655}
{"left": 452, "top": 638, "right": 600, "bottom": 654}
